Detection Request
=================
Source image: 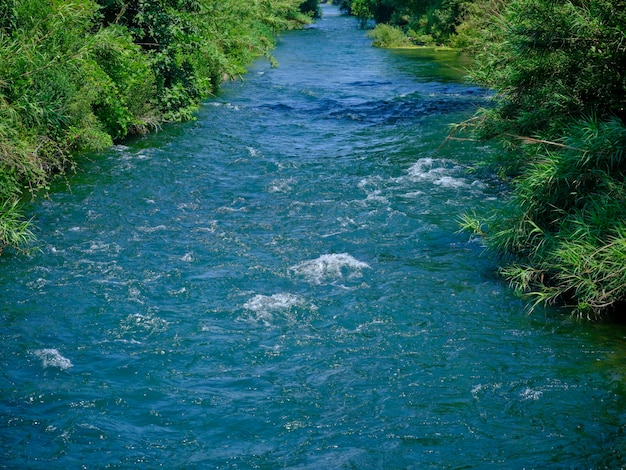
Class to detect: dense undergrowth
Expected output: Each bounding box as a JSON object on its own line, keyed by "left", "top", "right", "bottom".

{"left": 0, "top": 0, "right": 314, "bottom": 254}
{"left": 457, "top": 0, "right": 626, "bottom": 319}
{"left": 341, "top": 0, "right": 626, "bottom": 319}
{"left": 338, "top": 0, "right": 503, "bottom": 49}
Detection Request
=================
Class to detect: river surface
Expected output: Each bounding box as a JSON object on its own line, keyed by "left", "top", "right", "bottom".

{"left": 2, "top": 5, "right": 626, "bottom": 469}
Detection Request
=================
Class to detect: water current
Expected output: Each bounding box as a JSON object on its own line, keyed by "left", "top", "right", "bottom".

{"left": 3, "top": 5, "right": 626, "bottom": 468}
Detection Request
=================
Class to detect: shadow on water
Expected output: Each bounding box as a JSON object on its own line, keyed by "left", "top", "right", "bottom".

{"left": 389, "top": 47, "right": 475, "bottom": 83}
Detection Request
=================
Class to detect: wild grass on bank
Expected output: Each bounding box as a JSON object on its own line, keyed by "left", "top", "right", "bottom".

{"left": 456, "top": 0, "right": 626, "bottom": 320}
{"left": 0, "top": 198, "right": 35, "bottom": 255}
{"left": 367, "top": 24, "right": 413, "bottom": 47}
{"left": 0, "top": 0, "right": 313, "bottom": 255}
{"left": 461, "top": 116, "right": 626, "bottom": 318}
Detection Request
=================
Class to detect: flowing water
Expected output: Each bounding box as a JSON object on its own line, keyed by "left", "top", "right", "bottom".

{"left": 2, "top": 6, "right": 626, "bottom": 469}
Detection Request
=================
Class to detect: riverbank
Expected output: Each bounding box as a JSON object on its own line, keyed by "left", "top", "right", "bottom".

{"left": 354, "top": 0, "right": 626, "bottom": 318}
{"left": 0, "top": 0, "right": 313, "bottom": 254}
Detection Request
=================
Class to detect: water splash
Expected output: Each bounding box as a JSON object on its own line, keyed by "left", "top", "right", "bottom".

{"left": 31, "top": 349, "right": 73, "bottom": 370}
{"left": 289, "top": 253, "right": 371, "bottom": 285}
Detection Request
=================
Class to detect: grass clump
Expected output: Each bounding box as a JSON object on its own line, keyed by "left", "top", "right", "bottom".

{"left": 0, "top": 198, "right": 35, "bottom": 255}
{"left": 368, "top": 23, "right": 412, "bottom": 48}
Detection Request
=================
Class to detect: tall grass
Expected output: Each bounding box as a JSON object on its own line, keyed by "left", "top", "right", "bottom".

{"left": 456, "top": 0, "right": 626, "bottom": 319}
{"left": 367, "top": 24, "right": 413, "bottom": 48}
{"left": 0, "top": 198, "right": 35, "bottom": 255}
{"left": 462, "top": 116, "right": 626, "bottom": 318}
{"left": 0, "top": 0, "right": 313, "bottom": 255}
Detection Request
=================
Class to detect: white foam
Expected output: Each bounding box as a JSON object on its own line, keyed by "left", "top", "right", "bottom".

{"left": 120, "top": 312, "right": 169, "bottom": 334}
{"left": 244, "top": 293, "right": 309, "bottom": 313}
{"left": 242, "top": 293, "right": 315, "bottom": 325}
{"left": 290, "top": 253, "right": 371, "bottom": 284}
{"left": 85, "top": 242, "right": 121, "bottom": 254}
{"left": 358, "top": 176, "right": 384, "bottom": 191}
{"left": 432, "top": 176, "right": 466, "bottom": 188}
{"left": 246, "top": 147, "right": 261, "bottom": 157}
{"left": 168, "top": 287, "right": 187, "bottom": 295}
{"left": 401, "top": 191, "right": 424, "bottom": 198}
{"left": 268, "top": 178, "right": 296, "bottom": 193}
{"left": 471, "top": 382, "right": 502, "bottom": 400}
{"left": 205, "top": 102, "right": 240, "bottom": 111}
{"left": 137, "top": 225, "right": 169, "bottom": 233}
{"left": 32, "top": 349, "right": 73, "bottom": 370}
{"left": 365, "top": 189, "right": 388, "bottom": 204}
{"left": 406, "top": 157, "right": 467, "bottom": 188}
{"left": 520, "top": 387, "right": 543, "bottom": 401}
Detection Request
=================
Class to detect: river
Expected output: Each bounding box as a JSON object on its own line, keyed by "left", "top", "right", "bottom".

{"left": 2, "top": 5, "right": 626, "bottom": 468}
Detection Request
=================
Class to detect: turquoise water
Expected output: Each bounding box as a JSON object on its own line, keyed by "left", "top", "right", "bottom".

{"left": 2, "top": 6, "right": 626, "bottom": 468}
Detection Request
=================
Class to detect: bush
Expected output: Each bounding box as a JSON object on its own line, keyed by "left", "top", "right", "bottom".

{"left": 368, "top": 23, "right": 412, "bottom": 47}
{"left": 458, "top": 0, "right": 626, "bottom": 318}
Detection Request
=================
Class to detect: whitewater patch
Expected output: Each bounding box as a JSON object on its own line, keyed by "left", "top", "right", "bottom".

{"left": 246, "top": 146, "right": 262, "bottom": 157}
{"left": 136, "top": 224, "right": 170, "bottom": 233}
{"left": 241, "top": 293, "right": 316, "bottom": 326}
{"left": 268, "top": 177, "right": 296, "bottom": 193}
{"left": 289, "top": 253, "right": 371, "bottom": 285}
{"left": 31, "top": 349, "right": 73, "bottom": 370}
{"left": 119, "top": 311, "right": 169, "bottom": 336}
{"left": 406, "top": 157, "right": 467, "bottom": 188}
{"left": 205, "top": 101, "right": 241, "bottom": 111}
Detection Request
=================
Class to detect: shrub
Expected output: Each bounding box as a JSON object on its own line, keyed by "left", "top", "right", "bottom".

{"left": 459, "top": 0, "right": 626, "bottom": 318}
{"left": 368, "top": 23, "right": 412, "bottom": 47}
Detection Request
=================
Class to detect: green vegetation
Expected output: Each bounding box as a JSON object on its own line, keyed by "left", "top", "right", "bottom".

{"left": 0, "top": 198, "right": 35, "bottom": 256}
{"left": 0, "top": 0, "right": 314, "bottom": 254}
{"left": 338, "top": 0, "right": 487, "bottom": 46}
{"left": 456, "top": 0, "right": 626, "bottom": 319}
{"left": 367, "top": 23, "right": 412, "bottom": 47}
{"left": 340, "top": 0, "right": 626, "bottom": 318}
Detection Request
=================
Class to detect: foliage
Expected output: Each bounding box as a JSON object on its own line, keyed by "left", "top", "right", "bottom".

{"left": 368, "top": 23, "right": 412, "bottom": 47}
{"left": 95, "top": 0, "right": 312, "bottom": 120}
{"left": 449, "top": 0, "right": 506, "bottom": 51}
{"left": 300, "top": 0, "right": 322, "bottom": 18}
{"left": 469, "top": 0, "right": 626, "bottom": 140}
{"left": 459, "top": 0, "right": 626, "bottom": 318}
{"left": 0, "top": 197, "right": 35, "bottom": 255}
{"left": 340, "top": 0, "right": 470, "bottom": 44}
{"left": 0, "top": 0, "right": 313, "bottom": 254}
